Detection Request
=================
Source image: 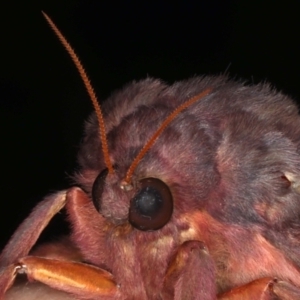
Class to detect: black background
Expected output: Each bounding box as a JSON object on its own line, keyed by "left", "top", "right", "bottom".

{"left": 0, "top": 1, "right": 299, "bottom": 249}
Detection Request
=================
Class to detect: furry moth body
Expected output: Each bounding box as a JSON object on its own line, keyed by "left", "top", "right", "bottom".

{"left": 2, "top": 12, "right": 300, "bottom": 300}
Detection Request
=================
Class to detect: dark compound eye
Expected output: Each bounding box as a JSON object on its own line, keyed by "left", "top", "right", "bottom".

{"left": 92, "top": 168, "right": 109, "bottom": 212}
{"left": 129, "top": 178, "right": 173, "bottom": 231}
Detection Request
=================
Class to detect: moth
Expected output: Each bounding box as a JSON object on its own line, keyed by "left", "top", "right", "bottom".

{"left": 1, "top": 12, "right": 300, "bottom": 300}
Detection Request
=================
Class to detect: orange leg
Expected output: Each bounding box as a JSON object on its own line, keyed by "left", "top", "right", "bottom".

{"left": 0, "top": 188, "right": 118, "bottom": 299}
{"left": 218, "top": 278, "right": 300, "bottom": 300}
{"left": 1, "top": 256, "right": 117, "bottom": 299}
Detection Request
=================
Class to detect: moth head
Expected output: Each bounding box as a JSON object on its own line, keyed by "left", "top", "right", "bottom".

{"left": 42, "top": 11, "right": 212, "bottom": 232}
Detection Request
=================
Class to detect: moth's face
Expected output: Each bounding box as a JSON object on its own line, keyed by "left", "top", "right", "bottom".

{"left": 76, "top": 77, "right": 300, "bottom": 251}
{"left": 65, "top": 77, "right": 300, "bottom": 296}
{"left": 79, "top": 108, "right": 219, "bottom": 234}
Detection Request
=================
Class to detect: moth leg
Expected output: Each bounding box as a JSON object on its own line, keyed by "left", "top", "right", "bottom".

{"left": 162, "top": 240, "right": 217, "bottom": 300}
{"left": 0, "top": 188, "right": 119, "bottom": 299}
{"left": 0, "top": 190, "right": 67, "bottom": 269}
{"left": 0, "top": 187, "right": 118, "bottom": 300}
{"left": 2, "top": 256, "right": 117, "bottom": 299}
{"left": 0, "top": 190, "right": 68, "bottom": 296}
{"left": 218, "top": 277, "right": 300, "bottom": 300}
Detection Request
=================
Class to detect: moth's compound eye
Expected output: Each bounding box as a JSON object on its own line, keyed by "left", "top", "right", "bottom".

{"left": 92, "top": 168, "right": 109, "bottom": 212}
{"left": 129, "top": 178, "right": 173, "bottom": 231}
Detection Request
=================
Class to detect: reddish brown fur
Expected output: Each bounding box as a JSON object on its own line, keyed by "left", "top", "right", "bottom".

{"left": 67, "top": 76, "right": 300, "bottom": 298}
{"left": 3, "top": 76, "right": 300, "bottom": 299}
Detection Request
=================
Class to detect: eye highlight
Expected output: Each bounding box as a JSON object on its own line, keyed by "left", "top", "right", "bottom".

{"left": 92, "top": 168, "right": 109, "bottom": 212}
{"left": 129, "top": 178, "right": 173, "bottom": 231}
